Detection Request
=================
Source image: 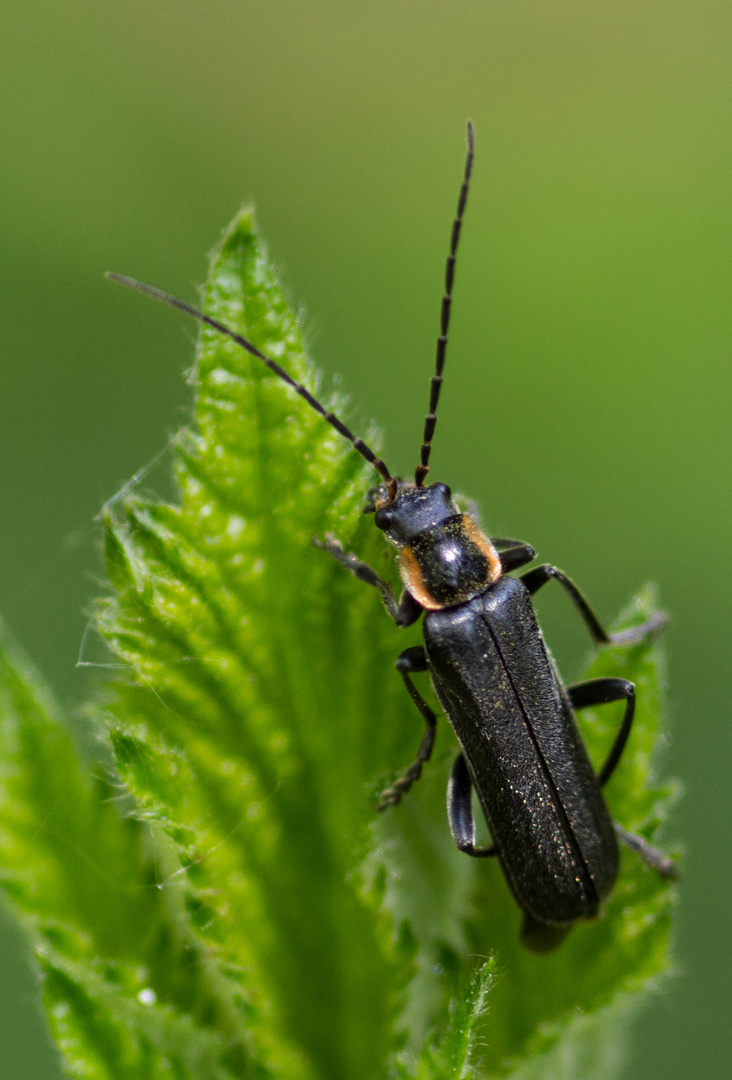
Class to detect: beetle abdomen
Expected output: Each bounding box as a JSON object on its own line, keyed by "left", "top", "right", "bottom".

{"left": 424, "top": 576, "right": 618, "bottom": 925}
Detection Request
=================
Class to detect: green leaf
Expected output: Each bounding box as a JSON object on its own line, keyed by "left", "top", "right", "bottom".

{"left": 97, "top": 211, "right": 423, "bottom": 1080}
{"left": 0, "top": 616, "right": 301, "bottom": 1079}
{"left": 0, "top": 208, "right": 678, "bottom": 1080}
{"left": 390, "top": 959, "right": 497, "bottom": 1080}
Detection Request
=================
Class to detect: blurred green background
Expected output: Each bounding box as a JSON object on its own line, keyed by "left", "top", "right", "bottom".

{"left": 0, "top": 1, "right": 729, "bottom": 1077}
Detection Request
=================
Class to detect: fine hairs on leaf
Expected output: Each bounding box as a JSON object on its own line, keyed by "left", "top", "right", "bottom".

{"left": 0, "top": 207, "right": 677, "bottom": 1080}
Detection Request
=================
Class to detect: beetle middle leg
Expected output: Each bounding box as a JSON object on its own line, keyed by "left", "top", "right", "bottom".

{"left": 568, "top": 679, "right": 678, "bottom": 879}
{"left": 521, "top": 563, "right": 667, "bottom": 645}
{"left": 377, "top": 646, "right": 438, "bottom": 809}
{"left": 568, "top": 677, "right": 636, "bottom": 786}
{"left": 446, "top": 753, "right": 497, "bottom": 857}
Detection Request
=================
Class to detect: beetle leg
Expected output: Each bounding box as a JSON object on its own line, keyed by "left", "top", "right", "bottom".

{"left": 568, "top": 677, "right": 636, "bottom": 786}
{"left": 614, "top": 823, "right": 678, "bottom": 879}
{"left": 446, "top": 754, "right": 497, "bottom": 857}
{"left": 314, "top": 533, "right": 422, "bottom": 627}
{"left": 521, "top": 564, "right": 667, "bottom": 645}
{"left": 493, "top": 541, "right": 536, "bottom": 574}
{"left": 492, "top": 538, "right": 536, "bottom": 572}
{"left": 377, "top": 647, "right": 437, "bottom": 808}
{"left": 568, "top": 680, "right": 678, "bottom": 879}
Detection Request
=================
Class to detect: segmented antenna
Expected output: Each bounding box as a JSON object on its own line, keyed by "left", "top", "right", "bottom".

{"left": 107, "top": 273, "right": 396, "bottom": 497}
{"left": 414, "top": 121, "right": 475, "bottom": 487}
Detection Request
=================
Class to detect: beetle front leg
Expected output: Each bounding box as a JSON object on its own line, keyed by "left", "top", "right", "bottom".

{"left": 377, "top": 646, "right": 438, "bottom": 808}
{"left": 314, "top": 533, "right": 422, "bottom": 627}
{"left": 446, "top": 754, "right": 497, "bottom": 858}
{"left": 491, "top": 537, "right": 537, "bottom": 574}
{"left": 521, "top": 564, "right": 667, "bottom": 645}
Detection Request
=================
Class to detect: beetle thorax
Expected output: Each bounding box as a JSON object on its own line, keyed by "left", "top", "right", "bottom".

{"left": 371, "top": 481, "right": 501, "bottom": 610}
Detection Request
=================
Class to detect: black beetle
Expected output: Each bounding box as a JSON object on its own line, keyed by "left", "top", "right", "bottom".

{"left": 109, "top": 122, "right": 675, "bottom": 951}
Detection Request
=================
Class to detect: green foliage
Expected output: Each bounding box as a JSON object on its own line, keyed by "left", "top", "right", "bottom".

{"left": 0, "top": 210, "right": 677, "bottom": 1080}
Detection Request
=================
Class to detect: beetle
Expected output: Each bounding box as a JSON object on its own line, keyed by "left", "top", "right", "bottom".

{"left": 109, "top": 122, "right": 676, "bottom": 951}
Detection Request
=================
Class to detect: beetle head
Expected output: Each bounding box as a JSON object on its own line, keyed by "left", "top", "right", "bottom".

{"left": 365, "top": 480, "right": 456, "bottom": 545}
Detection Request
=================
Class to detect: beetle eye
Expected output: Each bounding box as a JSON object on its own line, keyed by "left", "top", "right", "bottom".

{"left": 374, "top": 506, "right": 394, "bottom": 530}
{"left": 434, "top": 482, "right": 452, "bottom": 499}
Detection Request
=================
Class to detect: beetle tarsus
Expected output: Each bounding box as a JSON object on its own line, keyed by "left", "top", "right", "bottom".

{"left": 608, "top": 611, "right": 669, "bottom": 646}
{"left": 615, "top": 823, "right": 679, "bottom": 879}
{"left": 377, "top": 651, "right": 438, "bottom": 809}
{"left": 376, "top": 728, "right": 433, "bottom": 808}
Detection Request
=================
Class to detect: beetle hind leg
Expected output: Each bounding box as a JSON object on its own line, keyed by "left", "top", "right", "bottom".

{"left": 615, "top": 824, "right": 678, "bottom": 879}
{"left": 447, "top": 754, "right": 497, "bottom": 858}
{"left": 568, "top": 679, "right": 678, "bottom": 880}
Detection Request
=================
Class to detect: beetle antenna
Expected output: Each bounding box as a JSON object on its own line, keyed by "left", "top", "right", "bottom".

{"left": 415, "top": 121, "right": 475, "bottom": 487}
{"left": 107, "top": 273, "right": 396, "bottom": 497}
